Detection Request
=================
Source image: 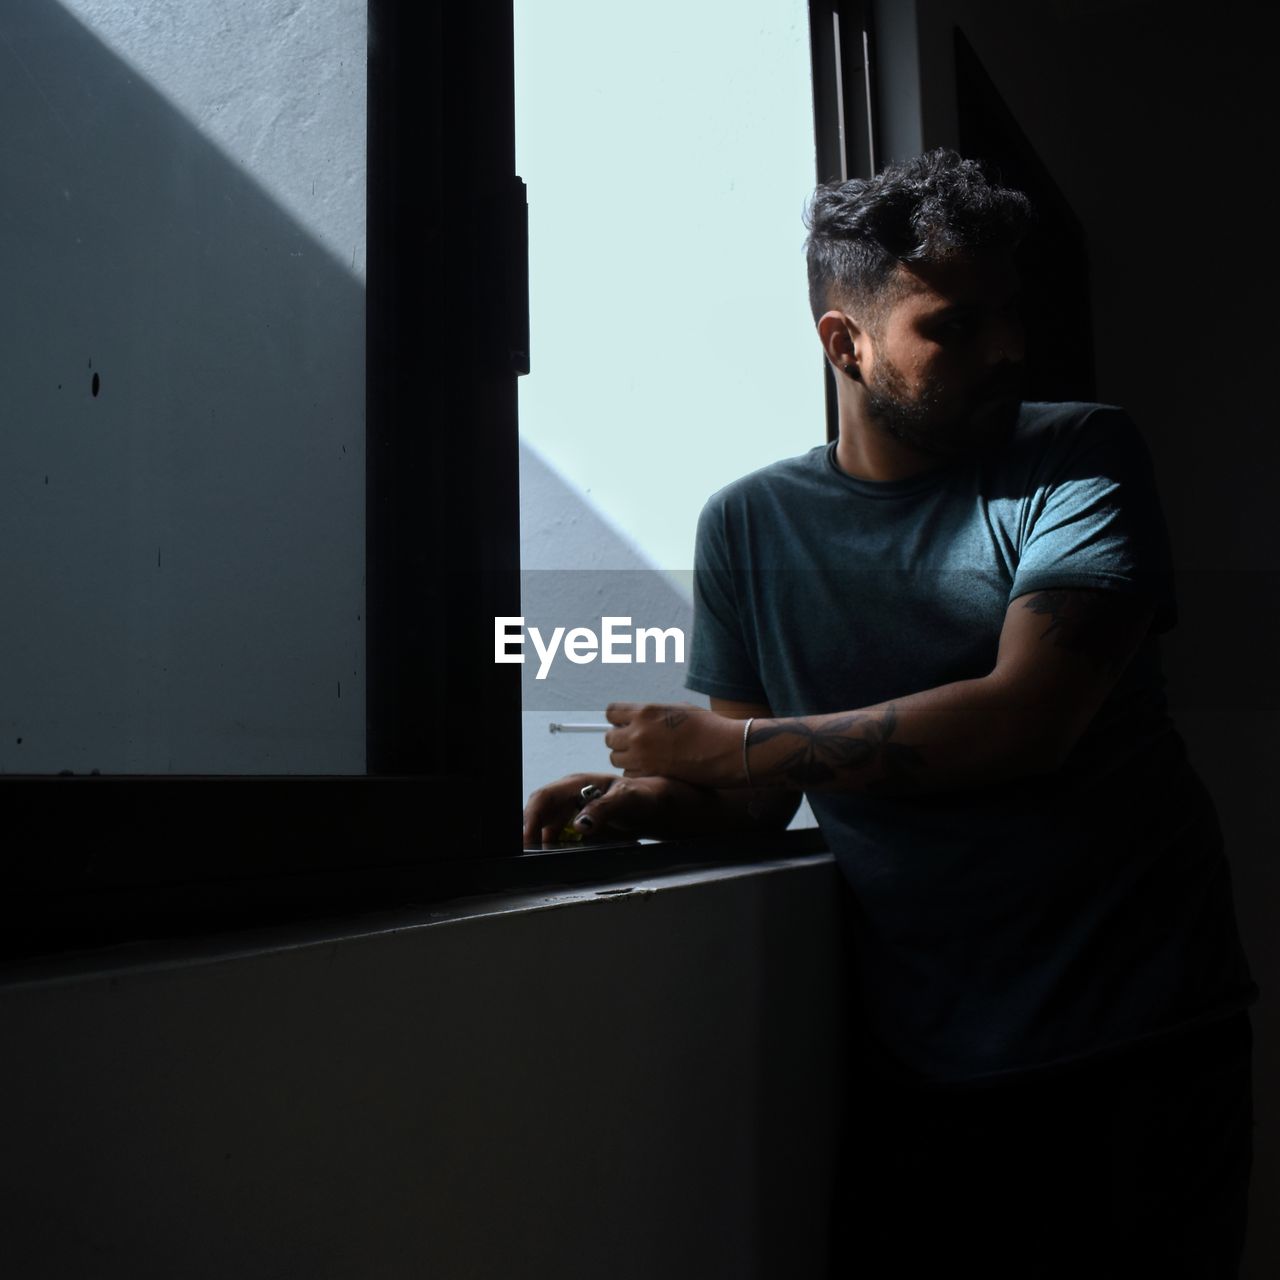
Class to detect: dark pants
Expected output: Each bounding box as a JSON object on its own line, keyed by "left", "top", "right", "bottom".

{"left": 828, "top": 1013, "right": 1254, "bottom": 1279}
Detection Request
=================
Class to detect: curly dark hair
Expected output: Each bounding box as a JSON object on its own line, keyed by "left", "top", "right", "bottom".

{"left": 803, "top": 149, "right": 1032, "bottom": 328}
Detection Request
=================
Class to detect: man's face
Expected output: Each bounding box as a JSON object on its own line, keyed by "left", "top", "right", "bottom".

{"left": 858, "top": 250, "right": 1026, "bottom": 458}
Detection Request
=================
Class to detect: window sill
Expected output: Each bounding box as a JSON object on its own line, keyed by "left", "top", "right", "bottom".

{"left": 3, "top": 825, "right": 828, "bottom": 970}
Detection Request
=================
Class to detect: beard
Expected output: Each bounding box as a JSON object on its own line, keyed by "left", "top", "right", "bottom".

{"left": 864, "top": 355, "right": 1024, "bottom": 459}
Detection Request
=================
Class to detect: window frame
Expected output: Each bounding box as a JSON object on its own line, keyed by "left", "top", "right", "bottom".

{"left": 809, "top": 0, "right": 880, "bottom": 443}
{"left": 5, "top": 1, "right": 523, "bottom": 961}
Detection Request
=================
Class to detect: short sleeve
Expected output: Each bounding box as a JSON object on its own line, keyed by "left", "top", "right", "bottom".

{"left": 1010, "top": 408, "right": 1178, "bottom": 632}
{"left": 684, "top": 496, "right": 769, "bottom": 703}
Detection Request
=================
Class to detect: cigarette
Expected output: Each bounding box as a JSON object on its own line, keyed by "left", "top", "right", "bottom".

{"left": 548, "top": 722, "right": 611, "bottom": 733}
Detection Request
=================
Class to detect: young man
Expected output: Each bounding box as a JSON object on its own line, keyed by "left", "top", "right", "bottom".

{"left": 521, "top": 150, "right": 1257, "bottom": 1276}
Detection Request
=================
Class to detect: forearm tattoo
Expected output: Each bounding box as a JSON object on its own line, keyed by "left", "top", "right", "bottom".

{"left": 1020, "top": 590, "right": 1138, "bottom": 674}
{"left": 749, "top": 705, "right": 924, "bottom": 792}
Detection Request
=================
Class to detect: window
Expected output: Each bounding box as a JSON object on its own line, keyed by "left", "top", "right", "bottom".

{"left": 515, "top": 1, "right": 877, "bottom": 805}
{"left": 7, "top": 1, "right": 521, "bottom": 957}
{"left": 7, "top": 0, "right": 870, "bottom": 958}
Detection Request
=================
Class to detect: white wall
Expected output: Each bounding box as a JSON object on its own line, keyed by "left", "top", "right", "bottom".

{"left": 0, "top": 1, "right": 365, "bottom": 773}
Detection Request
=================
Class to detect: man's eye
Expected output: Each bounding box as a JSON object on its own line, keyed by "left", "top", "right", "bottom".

{"left": 939, "top": 318, "right": 974, "bottom": 338}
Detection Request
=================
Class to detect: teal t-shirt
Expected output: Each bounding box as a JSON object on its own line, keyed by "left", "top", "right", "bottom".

{"left": 685, "top": 402, "right": 1257, "bottom": 1087}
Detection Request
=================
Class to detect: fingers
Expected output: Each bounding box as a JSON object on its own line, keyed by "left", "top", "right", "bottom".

{"left": 521, "top": 772, "right": 663, "bottom": 845}
{"left": 604, "top": 701, "right": 651, "bottom": 762}
{"left": 572, "top": 779, "right": 648, "bottom": 837}
{"left": 521, "top": 773, "right": 580, "bottom": 847}
{"left": 521, "top": 772, "right": 618, "bottom": 848}
{"left": 604, "top": 708, "right": 630, "bottom": 762}
{"left": 561, "top": 782, "right": 607, "bottom": 838}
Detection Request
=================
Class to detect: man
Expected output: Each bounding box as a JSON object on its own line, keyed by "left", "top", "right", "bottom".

{"left": 521, "top": 150, "right": 1257, "bottom": 1277}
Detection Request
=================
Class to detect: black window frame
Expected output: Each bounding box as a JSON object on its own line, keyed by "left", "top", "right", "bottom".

{"left": 5, "top": 0, "right": 866, "bottom": 963}
{"left": 809, "top": 0, "right": 880, "bottom": 443}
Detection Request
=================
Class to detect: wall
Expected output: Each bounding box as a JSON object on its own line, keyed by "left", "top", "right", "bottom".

{"left": 0, "top": 0, "right": 365, "bottom": 773}
{"left": 0, "top": 856, "right": 848, "bottom": 1280}
{"left": 873, "top": 1, "right": 1277, "bottom": 1272}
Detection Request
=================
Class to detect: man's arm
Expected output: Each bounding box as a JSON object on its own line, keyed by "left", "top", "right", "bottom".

{"left": 675, "top": 698, "right": 803, "bottom": 828}
{"left": 605, "top": 588, "right": 1155, "bottom": 795}
{"left": 521, "top": 698, "right": 800, "bottom": 846}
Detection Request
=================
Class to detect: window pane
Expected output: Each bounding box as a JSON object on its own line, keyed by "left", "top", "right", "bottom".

{"left": 515, "top": 0, "right": 823, "bottom": 801}
{"left": 0, "top": 1, "right": 365, "bottom": 773}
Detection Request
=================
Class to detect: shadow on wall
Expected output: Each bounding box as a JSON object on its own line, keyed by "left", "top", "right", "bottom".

{"left": 518, "top": 441, "right": 822, "bottom": 828}
{"left": 520, "top": 440, "right": 699, "bottom": 792}
{"left": 518, "top": 438, "right": 695, "bottom": 707}
{"left": 0, "top": 4, "right": 364, "bottom": 774}
{"left": 520, "top": 439, "right": 672, "bottom": 574}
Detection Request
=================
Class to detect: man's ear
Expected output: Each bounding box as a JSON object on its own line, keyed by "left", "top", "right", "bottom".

{"left": 817, "top": 310, "right": 864, "bottom": 381}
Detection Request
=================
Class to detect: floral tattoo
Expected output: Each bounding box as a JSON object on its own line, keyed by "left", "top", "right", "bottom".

{"left": 749, "top": 705, "right": 924, "bottom": 792}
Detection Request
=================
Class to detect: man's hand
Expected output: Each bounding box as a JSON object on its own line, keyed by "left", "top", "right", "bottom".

{"left": 521, "top": 772, "right": 681, "bottom": 847}
{"left": 521, "top": 698, "right": 800, "bottom": 846}
{"left": 604, "top": 702, "right": 743, "bottom": 788}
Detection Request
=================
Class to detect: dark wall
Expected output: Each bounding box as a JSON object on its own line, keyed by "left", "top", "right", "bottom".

{"left": 0, "top": 860, "right": 848, "bottom": 1279}
{"left": 906, "top": 2, "right": 1277, "bottom": 1273}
